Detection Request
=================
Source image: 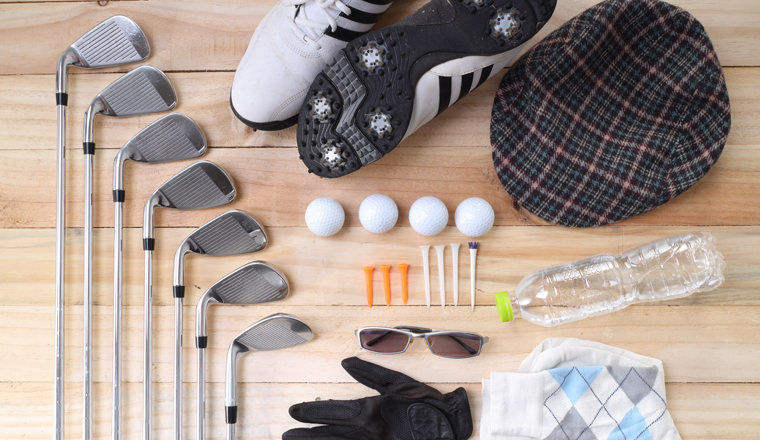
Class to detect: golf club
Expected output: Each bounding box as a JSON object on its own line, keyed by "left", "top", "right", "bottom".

{"left": 225, "top": 314, "right": 313, "bottom": 440}
{"left": 195, "top": 262, "right": 290, "bottom": 440}
{"left": 143, "top": 160, "right": 236, "bottom": 440}
{"left": 173, "top": 210, "right": 268, "bottom": 440}
{"left": 54, "top": 16, "right": 148, "bottom": 440}
{"left": 113, "top": 113, "right": 206, "bottom": 440}
{"left": 82, "top": 64, "right": 175, "bottom": 440}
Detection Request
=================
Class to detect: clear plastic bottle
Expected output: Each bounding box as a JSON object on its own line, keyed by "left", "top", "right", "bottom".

{"left": 495, "top": 232, "right": 725, "bottom": 327}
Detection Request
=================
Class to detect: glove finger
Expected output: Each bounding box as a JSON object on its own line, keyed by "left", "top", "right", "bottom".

{"left": 341, "top": 357, "right": 445, "bottom": 399}
{"left": 289, "top": 399, "right": 363, "bottom": 425}
{"left": 283, "top": 425, "right": 366, "bottom": 440}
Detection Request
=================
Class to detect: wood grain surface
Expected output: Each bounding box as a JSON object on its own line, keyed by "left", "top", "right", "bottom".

{"left": 1, "top": 0, "right": 759, "bottom": 439}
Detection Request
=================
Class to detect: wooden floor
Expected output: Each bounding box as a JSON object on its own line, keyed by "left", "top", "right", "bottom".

{"left": 1, "top": 0, "right": 759, "bottom": 439}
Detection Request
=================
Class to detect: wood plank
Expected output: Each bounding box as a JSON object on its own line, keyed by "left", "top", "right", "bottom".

{"left": 1, "top": 68, "right": 757, "bottom": 151}
{"left": 1, "top": 0, "right": 758, "bottom": 73}
{"left": 1, "top": 381, "right": 758, "bottom": 440}
{"left": 2, "top": 304, "right": 759, "bottom": 383}
{"left": 0, "top": 145, "right": 758, "bottom": 229}
{"left": 1, "top": 226, "right": 757, "bottom": 307}
{"left": 0, "top": 382, "right": 760, "bottom": 440}
{"left": 1, "top": 380, "right": 757, "bottom": 440}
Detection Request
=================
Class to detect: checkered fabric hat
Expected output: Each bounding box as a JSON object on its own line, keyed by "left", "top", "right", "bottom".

{"left": 491, "top": 0, "right": 731, "bottom": 227}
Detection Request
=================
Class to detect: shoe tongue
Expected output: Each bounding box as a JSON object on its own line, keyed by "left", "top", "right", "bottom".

{"left": 296, "top": 0, "right": 342, "bottom": 37}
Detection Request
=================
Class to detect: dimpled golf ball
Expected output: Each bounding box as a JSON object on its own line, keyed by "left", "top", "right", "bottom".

{"left": 409, "top": 196, "right": 449, "bottom": 236}
{"left": 359, "top": 194, "right": 398, "bottom": 233}
{"left": 455, "top": 197, "right": 494, "bottom": 237}
{"left": 305, "top": 197, "right": 345, "bottom": 237}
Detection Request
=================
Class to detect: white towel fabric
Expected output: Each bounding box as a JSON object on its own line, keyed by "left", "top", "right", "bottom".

{"left": 481, "top": 338, "right": 682, "bottom": 440}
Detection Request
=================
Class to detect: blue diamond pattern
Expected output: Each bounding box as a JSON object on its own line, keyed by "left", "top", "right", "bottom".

{"left": 549, "top": 366, "right": 604, "bottom": 405}
{"left": 607, "top": 407, "right": 652, "bottom": 440}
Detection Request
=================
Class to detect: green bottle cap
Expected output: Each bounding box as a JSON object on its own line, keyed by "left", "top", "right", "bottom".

{"left": 495, "top": 291, "right": 514, "bottom": 322}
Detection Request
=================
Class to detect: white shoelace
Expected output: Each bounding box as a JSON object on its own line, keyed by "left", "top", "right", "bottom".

{"left": 284, "top": 0, "right": 350, "bottom": 50}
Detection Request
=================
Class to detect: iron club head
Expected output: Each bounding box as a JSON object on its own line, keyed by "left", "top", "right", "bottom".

{"left": 196, "top": 262, "right": 289, "bottom": 348}
{"left": 83, "top": 65, "right": 177, "bottom": 144}
{"left": 224, "top": 314, "right": 313, "bottom": 427}
{"left": 57, "top": 15, "right": 150, "bottom": 94}
{"left": 194, "top": 262, "right": 288, "bottom": 440}
{"left": 142, "top": 161, "right": 236, "bottom": 249}
{"left": 114, "top": 113, "right": 207, "bottom": 198}
{"left": 173, "top": 210, "right": 268, "bottom": 298}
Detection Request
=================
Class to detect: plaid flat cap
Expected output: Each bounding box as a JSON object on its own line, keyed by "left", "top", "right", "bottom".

{"left": 491, "top": 0, "right": 731, "bottom": 227}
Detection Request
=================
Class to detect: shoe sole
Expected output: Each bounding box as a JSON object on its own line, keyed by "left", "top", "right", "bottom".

{"left": 230, "top": 95, "right": 299, "bottom": 131}
{"left": 297, "top": 0, "right": 555, "bottom": 177}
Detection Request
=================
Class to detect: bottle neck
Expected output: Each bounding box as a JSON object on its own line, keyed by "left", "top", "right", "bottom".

{"left": 510, "top": 292, "right": 521, "bottom": 319}
{"left": 495, "top": 291, "right": 521, "bottom": 322}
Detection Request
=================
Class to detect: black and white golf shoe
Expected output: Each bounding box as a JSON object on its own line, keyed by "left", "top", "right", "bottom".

{"left": 297, "top": 0, "right": 555, "bottom": 177}
{"left": 231, "top": 0, "right": 394, "bottom": 131}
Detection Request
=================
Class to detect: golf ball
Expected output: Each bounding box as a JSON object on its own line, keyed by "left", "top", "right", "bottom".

{"left": 359, "top": 194, "right": 398, "bottom": 233}
{"left": 409, "top": 196, "right": 449, "bottom": 236}
{"left": 455, "top": 197, "right": 494, "bottom": 237}
{"left": 305, "top": 197, "right": 345, "bottom": 237}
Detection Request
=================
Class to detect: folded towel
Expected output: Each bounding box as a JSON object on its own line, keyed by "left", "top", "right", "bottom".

{"left": 482, "top": 338, "right": 682, "bottom": 440}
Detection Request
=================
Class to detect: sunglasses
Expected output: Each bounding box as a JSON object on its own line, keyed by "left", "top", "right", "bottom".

{"left": 355, "top": 326, "right": 488, "bottom": 359}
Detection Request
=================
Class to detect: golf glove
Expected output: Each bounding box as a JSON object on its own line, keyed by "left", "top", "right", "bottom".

{"left": 283, "top": 357, "right": 473, "bottom": 440}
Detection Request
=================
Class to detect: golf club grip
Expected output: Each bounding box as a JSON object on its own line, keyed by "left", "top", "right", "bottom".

{"left": 143, "top": 249, "right": 153, "bottom": 440}
{"left": 174, "top": 297, "right": 183, "bottom": 440}
{"left": 197, "top": 348, "right": 205, "bottom": 440}
{"left": 113, "top": 200, "right": 124, "bottom": 440}
{"left": 54, "top": 102, "right": 66, "bottom": 440}
{"left": 83, "top": 153, "right": 94, "bottom": 440}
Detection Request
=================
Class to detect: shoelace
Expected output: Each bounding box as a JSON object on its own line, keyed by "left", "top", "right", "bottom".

{"left": 284, "top": 0, "right": 350, "bottom": 50}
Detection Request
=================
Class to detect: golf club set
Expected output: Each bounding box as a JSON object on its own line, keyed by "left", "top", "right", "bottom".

{"left": 54, "top": 15, "right": 317, "bottom": 440}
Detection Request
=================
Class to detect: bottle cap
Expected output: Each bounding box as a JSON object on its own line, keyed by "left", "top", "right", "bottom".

{"left": 495, "top": 291, "right": 514, "bottom": 322}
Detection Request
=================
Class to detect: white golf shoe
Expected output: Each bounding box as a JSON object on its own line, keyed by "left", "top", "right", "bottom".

{"left": 231, "top": 0, "right": 394, "bottom": 131}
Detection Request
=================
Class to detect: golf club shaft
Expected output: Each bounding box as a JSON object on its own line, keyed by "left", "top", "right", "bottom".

{"left": 197, "top": 348, "right": 205, "bottom": 440}
{"left": 144, "top": 249, "right": 153, "bottom": 440}
{"left": 174, "top": 297, "right": 183, "bottom": 440}
{"left": 227, "top": 423, "right": 235, "bottom": 440}
{"left": 113, "top": 200, "right": 123, "bottom": 440}
{"left": 54, "top": 100, "right": 66, "bottom": 440}
{"left": 83, "top": 154, "right": 94, "bottom": 440}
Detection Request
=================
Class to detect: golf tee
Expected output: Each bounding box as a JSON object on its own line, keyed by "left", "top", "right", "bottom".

{"left": 469, "top": 242, "right": 479, "bottom": 311}
{"left": 435, "top": 245, "right": 445, "bottom": 307}
{"left": 380, "top": 265, "right": 391, "bottom": 306}
{"left": 420, "top": 246, "right": 431, "bottom": 307}
{"left": 398, "top": 264, "right": 409, "bottom": 305}
{"left": 450, "top": 243, "right": 460, "bottom": 306}
{"left": 363, "top": 267, "right": 374, "bottom": 308}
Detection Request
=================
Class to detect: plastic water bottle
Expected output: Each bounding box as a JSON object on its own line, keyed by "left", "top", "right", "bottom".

{"left": 494, "top": 232, "right": 725, "bottom": 327}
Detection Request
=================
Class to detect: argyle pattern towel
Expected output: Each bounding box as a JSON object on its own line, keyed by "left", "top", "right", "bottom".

{"left": 543, "top": 366, "right": 665, "bottom": 440}
{"left": 481, "top": 338, "right": 682, "bottom": 440}
{"left": 490, "top": 0, "right": 731, "bottom": 227}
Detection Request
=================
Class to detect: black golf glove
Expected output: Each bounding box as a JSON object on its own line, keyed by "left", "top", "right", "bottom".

{"left": 283, "top": 357, "right": 473, "bottom": 440}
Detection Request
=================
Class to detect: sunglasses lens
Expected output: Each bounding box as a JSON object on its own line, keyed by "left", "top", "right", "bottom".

{"left": 427, "top": 333, "right": 483, "bottom": 358}
{"left": 359, "top": 329, "right": 410, "bottom": 354}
